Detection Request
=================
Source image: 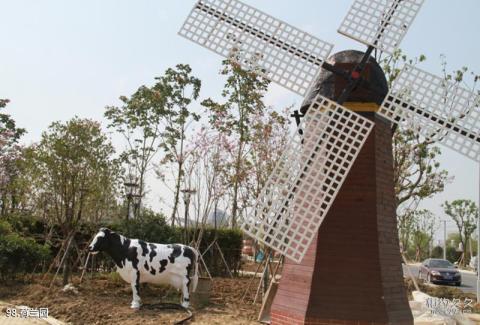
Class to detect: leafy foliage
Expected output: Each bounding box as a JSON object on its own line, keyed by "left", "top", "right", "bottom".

{"left": 0, "top": 99, "right": 26, "bottom": 216}
{"left": 105, "top": 83, "right": 168, "bottom": 215}
{"left": 382, "top": 50, "right": 451, "bottom": 210}
{"left": 443, "top": 199, "right": 479, "bottom": 265}
{"left": 153, "top": 64, "right": 201, "bottom": 226}
{"left": 29, "top": 117, "right": 121, "bottom": 229}
{"left": 0, "top": 219, "right": 50, "bottom": 281}
{"left": 201, "top": 59, "right": 270, "bottom": 227}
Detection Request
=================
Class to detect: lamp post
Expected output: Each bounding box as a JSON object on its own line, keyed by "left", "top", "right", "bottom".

{"left": 181, "top": 188, "right": 196, "bottom": 244}
{"left": 443, "top": 220, "right": 447, "bottom": 260}
{"left": 124, "top": 174, "right": 139, "bottom": 220}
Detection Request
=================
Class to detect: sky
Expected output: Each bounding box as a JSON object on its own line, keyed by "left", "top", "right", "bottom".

{"left": 0, "top": 0, "right": 479, "bottom": 242}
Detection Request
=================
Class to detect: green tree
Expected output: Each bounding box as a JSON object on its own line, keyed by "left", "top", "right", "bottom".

{"left": 0, "top": 99, "right": 26, "bottom": 215}
{"left": 246, "top": 106, "right": 291, "bottom": 205}
{"left": 398, "top": 209, "right": 416, "bottom": 254}
{"left": 29, "top": 117, "right": 120, "bottom": 284}
{"left": 105, "top": 85, "right": 167, "bottom": 216}
{"left": 443, "top": 199, "right": 479, "bottom": 266}
{"left": 153, "top": 64, "right": 201, "bottom": 226}
{"left": 411, "top": 209, "right": 438, "bottom": 261}
{"left": 382, "top": 51, "right": 455, "bottom": 247}
{"left": 202, "top": 58, "right": 269, "bottom": 227}
{"left": 382, "top": 51, "right": 452, "bottom": 209}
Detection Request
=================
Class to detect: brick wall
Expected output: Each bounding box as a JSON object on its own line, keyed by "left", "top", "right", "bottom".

{"left": 270, "top": 112, "right": 413, "bottom": 325}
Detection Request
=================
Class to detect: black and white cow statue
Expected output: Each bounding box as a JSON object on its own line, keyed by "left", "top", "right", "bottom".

{"left": 88, "top": 228, "right": 199, "bottom": 309}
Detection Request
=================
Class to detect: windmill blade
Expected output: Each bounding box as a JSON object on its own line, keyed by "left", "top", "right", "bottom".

{"left": 178, "top": 0, "right": 333, "bottom": 96}
{"left": 241, "top": 96, "right": 374, "bottom": 263}
{"left": 338, "top": 0, "right": 424, "bottom": 55}
{"left": 378, "top": 64, "right": 480, "bottom": 161}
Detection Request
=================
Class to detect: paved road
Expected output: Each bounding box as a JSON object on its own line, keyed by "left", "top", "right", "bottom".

{"left": 403, "top": 263, "right": 478, "bottom": 294}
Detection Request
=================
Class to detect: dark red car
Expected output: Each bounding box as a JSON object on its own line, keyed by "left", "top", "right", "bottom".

{"left": 418, "top": 258, "right": 461, "bottom": 286}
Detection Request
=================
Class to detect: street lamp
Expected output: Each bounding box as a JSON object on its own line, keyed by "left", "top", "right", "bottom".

{"left": 124, "top": 174, "right": 139, "bottom": 220}
{"left": 181, "top": 188, "right": 196, "bottom": 244}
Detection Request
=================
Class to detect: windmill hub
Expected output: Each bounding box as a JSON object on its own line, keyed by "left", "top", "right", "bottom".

{"left": 350, "top": 70, "right": 360, "bottom": 79}
{"left": 301, "top": 50, "right": 389, "bottom": 114}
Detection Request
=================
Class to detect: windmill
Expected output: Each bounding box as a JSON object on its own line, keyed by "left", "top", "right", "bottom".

{"left": 178, "top": 0, "right": 480, "bottom": 323}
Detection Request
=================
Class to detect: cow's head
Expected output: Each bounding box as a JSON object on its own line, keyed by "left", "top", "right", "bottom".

{"left": 88, "top": 228, "right": 112, "bottom": 254}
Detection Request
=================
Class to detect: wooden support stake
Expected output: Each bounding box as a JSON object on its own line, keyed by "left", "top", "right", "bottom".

{"left": 49, "top": 234, "right": 74, "bottom": 289}
{"left": 253, "top": 251, "right": 272, "bottom": 304}
{"left": 215, "top": 241, "right": 233, "bottom": 278}
{"left": 79, "top": 252, "right": 91, "bottom": 284}
{"left": 42, "top": 238, "right": 68, "bottom": 282}
{"left": 241, "top": 257, "right": 266, "bottom": 302}
{"left": 199, "top": 251, "right": 213, "bottom": 280}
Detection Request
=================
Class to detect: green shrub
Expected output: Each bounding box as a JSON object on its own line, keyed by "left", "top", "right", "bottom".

{"left": 0, "top": 220, "right": 13, "bottom": 236}
{"left": 110, "top": 210, "right": 180, "bottom": 244}
{"left": 431, "top": 246, "right": 443, "bottom": 259}
{"left": 0, "top": 222, "right": 51, "bottom": 281}
{"left": 1, "top": 211, "right": 243, "bottom": 278}
{"left": 196, "top": 227, "right": 243, "bottom": 276}
{"left": 446, "top": 246, "right": 461, "bottom": 263}
{"left": 4, "top": 213, "right": 47, "bottom": 237}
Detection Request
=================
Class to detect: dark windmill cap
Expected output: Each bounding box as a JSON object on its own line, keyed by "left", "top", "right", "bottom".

{"left": 300, "top": 50, "right": 388, "bottom": 114}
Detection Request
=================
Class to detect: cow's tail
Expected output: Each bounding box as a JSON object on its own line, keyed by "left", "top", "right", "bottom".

{"left": 191, "top": 248, "right": 199, "bottom": 292}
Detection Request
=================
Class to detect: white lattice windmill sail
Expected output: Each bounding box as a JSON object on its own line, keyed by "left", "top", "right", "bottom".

{"left": 378, "top": 64, "right": 480, "bottom": 162}
{"left": 178, "top": 0, "right": 334, "bottom": 96}
{"left": 241, "top": 96, "right": 374, "bottom": 262}
{"left": 338, "top": 0, "right": 424, "bottom": 55}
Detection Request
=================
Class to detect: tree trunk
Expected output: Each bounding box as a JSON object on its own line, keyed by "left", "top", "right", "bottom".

{"left": 62, "top": 237, "right": 74, "bottom": 285}
{"left": 170, "top": 127, "right": 185, "bottom": 227}
{"left": 0, "top": 193, "right": 5, "bottom": 216}
{"left": 171, "top": 162, "right": 183, "bottom": 227}
{"left": 231, "top": 127, "right": 244, "bottom": 228}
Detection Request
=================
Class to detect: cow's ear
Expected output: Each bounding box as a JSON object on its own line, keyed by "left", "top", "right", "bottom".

{"left": 100, "top": 227, "right": 110, "bottom": 234}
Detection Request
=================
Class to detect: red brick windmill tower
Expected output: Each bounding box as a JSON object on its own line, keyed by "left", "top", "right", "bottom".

{"left": 178, "top": 1, "right": 480, "bottom": 324}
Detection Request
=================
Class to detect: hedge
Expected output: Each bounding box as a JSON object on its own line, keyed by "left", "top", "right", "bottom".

{"left": 0, "top": 219, "right": 51, "bottom": 281}
{"left": 1, "top": 212, "right": 243, "bottom": 278}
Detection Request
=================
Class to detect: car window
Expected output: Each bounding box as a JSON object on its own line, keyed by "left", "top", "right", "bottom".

{"left": 429, "top": 260, "right": 453, "bottom": 268}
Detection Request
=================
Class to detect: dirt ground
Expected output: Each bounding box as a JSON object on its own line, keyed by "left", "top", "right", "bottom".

{"left": 0, "top": 273, "right": 262, "bottom": 325}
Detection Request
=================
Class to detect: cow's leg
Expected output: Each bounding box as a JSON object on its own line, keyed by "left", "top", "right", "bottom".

{"left": 181, "top": 275, "right": 190, "bottom": 308}
{"left": 130, "top": 270, "right": 141, "bottom": 309}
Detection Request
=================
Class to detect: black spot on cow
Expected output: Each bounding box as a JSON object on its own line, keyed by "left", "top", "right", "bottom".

{"left": 168, "top": 244, "right": 182, "bottom": 263}
{"left": 128, "top": 246, "right": 139, "bottom": 270}
{"left": 149, "top": 244, "right": 157, "bottom": 262}
{"left": 183, "top": 246, "right": 196, "bottom": 288}
{"left": 144, "top": 261, "right": 149, "bottom": 271}
{"left": 183, "top": 247, "right": 195, "bottom": 269}
{"left": 150, "top": 267, "right": 156, "bottom": 275}
{"left": 183, "top": 297, "right": 189, "bottom": 302}
{"left": 101, "top": 232, "right": 138, "bottom": 269}
{"left": 159, "top": 259, "right": 168, "bottom": 273}
{"left": 135, "top": 270, "right": 140, "bottom": 294}
{"left": 139, "top": 240, "right": 148, "bottom": 256}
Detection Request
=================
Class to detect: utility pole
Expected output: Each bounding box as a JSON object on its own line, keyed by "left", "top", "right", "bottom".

{"left": 443, "top": 220, "right": 447, "bottom": 260}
